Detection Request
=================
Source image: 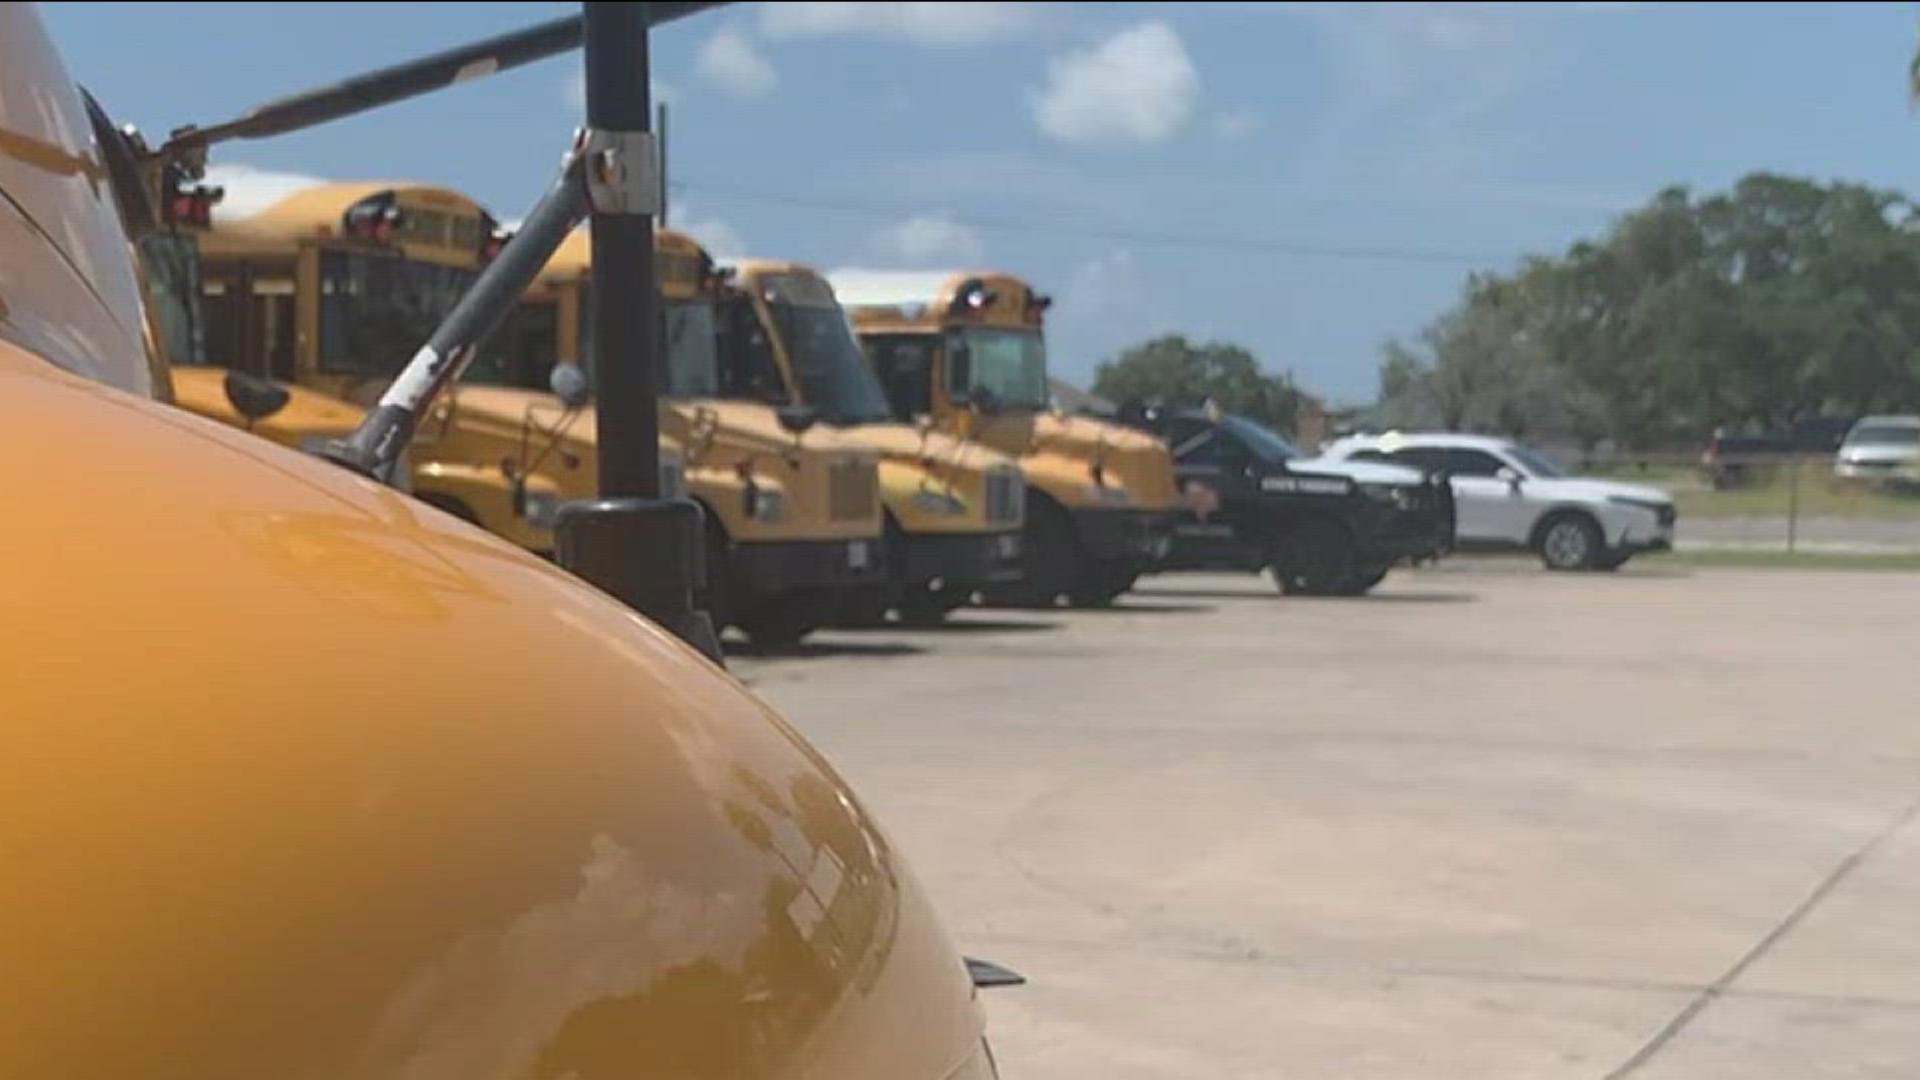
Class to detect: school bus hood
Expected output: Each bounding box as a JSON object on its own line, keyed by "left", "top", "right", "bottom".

{"left": 981, "top": 411, "right": 1177, "bottom": 508}
{"left": 830, "top": 421, "right": 1016, "bottom": 476}
{"left": 0, "top": 346, "right": 980, "bottom": 1079}
{"left": 168, "top": 365, "right": 366, "bottom": 448}
{"left": 669, "top": 398, "right": 878, "bottom": 460}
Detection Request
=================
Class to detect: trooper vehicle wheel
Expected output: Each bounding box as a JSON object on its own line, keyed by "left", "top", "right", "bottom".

{"left": 1271, "top": 517, "right": 1354, "bottom": 596}
{"left": 1538, "top": 512, "right": 1603, "bottom": 571}
{"left": 1338, "top": 563, "right": 1392, "bottom": 596}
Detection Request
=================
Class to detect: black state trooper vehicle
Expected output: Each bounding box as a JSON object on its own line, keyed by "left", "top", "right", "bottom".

{"left": 1118, "top": 404, "right": 1454, "bottom": 595}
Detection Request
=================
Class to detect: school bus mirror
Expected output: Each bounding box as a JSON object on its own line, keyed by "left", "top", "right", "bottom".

{"left": 549, "top": 361, "right": 591, "bottom": 410}
{"left": 222, "top": 370, "right": 290, "bottom": 426}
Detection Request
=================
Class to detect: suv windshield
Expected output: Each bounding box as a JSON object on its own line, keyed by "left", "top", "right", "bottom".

{"left": 319, "top": 250, "right": 476, "bottom": 376}
{"left": 1846, "top": 424, "right": 1920, "bottom": 447}
{"left": 951, "top": 327, "right": 1049, "bottom": 411}
{"left": 1221, "top": 415, "right": 1300, "bottom": 462}
{"left": 1506, "top": 444, "right": 1569, "bottom": 478}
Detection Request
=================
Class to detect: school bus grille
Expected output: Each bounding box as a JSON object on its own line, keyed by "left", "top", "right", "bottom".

{"left": 829, "top": 460, "right": 877, "bottom": 521}
{"left": 985, "top": 467, "right": 1024, "bottom": 524}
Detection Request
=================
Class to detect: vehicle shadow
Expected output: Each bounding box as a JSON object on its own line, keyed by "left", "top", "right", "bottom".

{"left": 833, "top": 618, "right": 1063, "bottom": 635}
{"left": 1056, "top": 601, "right": 1217, "bottom": 615}
{"left": 1332, "top": 591, "right": 1477, "bottom": 604}
{"left": 723, "top": 639, "right": 928, "bottom": 660}
{"left": 1134, "top": 587, "right": 1279, "bottom": 602}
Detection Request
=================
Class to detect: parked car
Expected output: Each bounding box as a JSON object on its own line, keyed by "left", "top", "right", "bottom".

{"left": 1316, "top": 432, "right": 1676, "bottom": 571}
{"left": 1117, "top": 406, "right": 1454, "bottom": 595}
{"left": 1700, "top": 416, "right": 1854, "bottom": 489}
{"left": 1834, "top": 415, "right": 1920, "bottom": 485}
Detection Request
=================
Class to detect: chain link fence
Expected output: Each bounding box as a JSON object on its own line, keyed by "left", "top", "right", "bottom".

{"left": 1581, "top": 450, "right": 1920, "bottom": 555}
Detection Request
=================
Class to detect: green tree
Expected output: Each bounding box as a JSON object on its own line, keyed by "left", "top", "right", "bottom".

{"left": 1093, "top": 334, "right": 1303, "bottom": 432}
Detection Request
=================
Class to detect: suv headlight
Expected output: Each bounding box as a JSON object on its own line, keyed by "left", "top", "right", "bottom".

{"left": 522, "top": 489, "right": 562, "bottom": 529}
{"left": 911, "top": 489, "right": 968, "bottom": 516}
{"left": 1607, "top": 495, "right": 1668, "bottom": 515}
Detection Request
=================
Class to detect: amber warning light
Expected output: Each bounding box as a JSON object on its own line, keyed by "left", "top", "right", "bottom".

{"left": 342, "top": 192, "right": 404, "bottom": 245}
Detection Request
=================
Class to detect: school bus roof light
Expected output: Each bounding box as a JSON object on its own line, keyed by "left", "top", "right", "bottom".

{"left": 949, "top": 278, "right": 998, "bottom": 318}
{"left": 160, "top": 162, "right": 222, "bottom": 229}
{"left": 342, "top": 190, "right": 404, "bottom": 245}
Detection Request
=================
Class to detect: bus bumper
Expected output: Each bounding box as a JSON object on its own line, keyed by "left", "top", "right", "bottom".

{"left": 1070, "top": 508, "right": 1175, "bottom": 567}
{"left": 898, "top": 528, "right": 1024, "bottom": 589}
{"left": 731, "top": 537, "right": 888, "bottom": 596}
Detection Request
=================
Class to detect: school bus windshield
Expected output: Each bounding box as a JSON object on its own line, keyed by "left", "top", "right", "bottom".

{"left": 764, "top": 290, "right": 892, "bottom": 424}
{"left": 140, "top": 233, "right": 206, "bottom": 366}
{"left": 664, "top": 298, "right": 721, "bottom": 398}
{"left": 319, "top": 250, "right": 475, "bottom": 376}
{"left": 952, "top": 326, "right": 1048, "bottom": 411}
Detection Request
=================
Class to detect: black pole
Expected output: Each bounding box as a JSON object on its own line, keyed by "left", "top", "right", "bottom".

{"left": 657, "top": 100, "right": 670, "bottom": 227}
{"left": 554, "top": 0, "right": 721, "bottom": 662}
{"left": 585, "top": 0, "right": 658, "bottom": 499}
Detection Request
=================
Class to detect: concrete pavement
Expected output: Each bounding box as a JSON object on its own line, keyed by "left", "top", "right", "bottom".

{"left": 731, "top": 562, "right": 1920, "bottom": 1078}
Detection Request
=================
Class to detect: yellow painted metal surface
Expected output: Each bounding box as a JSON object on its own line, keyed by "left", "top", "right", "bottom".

{"left": 0, "top": 344, "right": 982, "bottom": 1079}
{"left": 2, "top": 9, "right": 989, "bottom": 1076}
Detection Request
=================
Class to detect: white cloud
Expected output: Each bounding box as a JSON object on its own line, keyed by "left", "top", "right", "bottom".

{"left": 1031, "top": 21, "right": 1199, "bottom": 146}
{"left": 202, "top": 163, "right": 327, "bottom": 218}
{"left": 696, "top": 27, "right": 776, "bottom": 98}
{"left": 1212, "top": 107, "right": 1263, "bottom": 140}
{"left": 760, "top": 2, "right": 1033, "bottom": 45}
{"left": 873, "top": 214, "right": 983, "bottom": 262}
{"left": 668, "top": 201, "right": 746, "bottom": 258}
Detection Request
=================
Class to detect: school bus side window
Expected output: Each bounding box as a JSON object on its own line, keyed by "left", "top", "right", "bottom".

{"left": 864, "top": 335, "right": 933, "bottom": 421}
{"left": 200, "top": 268, "right": 294, "bottom": 381}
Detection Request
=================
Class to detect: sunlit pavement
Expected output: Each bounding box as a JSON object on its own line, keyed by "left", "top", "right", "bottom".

{"left": 729, "top": 562, "right": 1920, "bottom": 1079}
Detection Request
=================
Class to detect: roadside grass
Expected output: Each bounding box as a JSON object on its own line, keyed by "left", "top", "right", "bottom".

{"left": 1665, "top": 549, "right": 1920, "bottom": 572}
{"left": 1581, "top": 457, "right": 1920, "bottom": 519}
{"left": 1671, "top": 473, "right": 1920, "bottom": 520}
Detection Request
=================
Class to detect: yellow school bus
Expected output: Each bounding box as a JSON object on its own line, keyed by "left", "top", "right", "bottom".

{"left": 2, "top": 5, "right": 997, "bottom": 1077}
{"left": 516, "top": 238, "right": 1025, "bottom": 622}
{"left": 478, "top": 228, "right": 889, "bottom": 642}
{"left": 835, "top": 269, "right": 1179, "bottom": 606}
{"left": 169, "top": 180, "right": 700, "bottom": 556}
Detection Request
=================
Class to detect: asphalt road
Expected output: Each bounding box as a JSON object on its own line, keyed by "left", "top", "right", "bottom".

{"left": 729, "top": 561, "right": 1920, "bottom": 1079}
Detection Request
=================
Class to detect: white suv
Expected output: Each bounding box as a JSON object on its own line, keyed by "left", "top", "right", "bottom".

{"left": 1313, "top": 433, "right": 1676, "bottom": 571}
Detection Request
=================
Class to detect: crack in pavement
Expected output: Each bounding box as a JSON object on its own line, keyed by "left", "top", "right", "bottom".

{"left": 1602, "top": 792, "right": 1920, "bottom": 1079}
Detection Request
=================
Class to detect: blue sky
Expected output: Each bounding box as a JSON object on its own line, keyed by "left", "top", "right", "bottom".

{"left": 43, "top": 2, "right": 1920, "bottom": 402}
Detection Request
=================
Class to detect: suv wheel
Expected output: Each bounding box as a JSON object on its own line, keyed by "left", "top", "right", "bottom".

{"left": 1538, "top": 513, "right": 1602, "bottom": 571}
